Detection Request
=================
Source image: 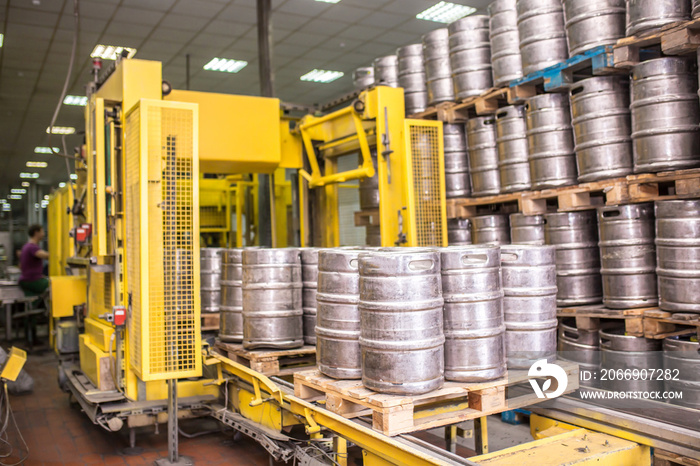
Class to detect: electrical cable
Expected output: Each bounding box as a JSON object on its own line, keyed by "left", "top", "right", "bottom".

{"left": 0, "top": 384, "right": 29, "bottom": 466}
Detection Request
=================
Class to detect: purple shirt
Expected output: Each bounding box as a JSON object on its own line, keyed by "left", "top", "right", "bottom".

{"left": 19, "top": 242, "right": 43, "bottom": 282}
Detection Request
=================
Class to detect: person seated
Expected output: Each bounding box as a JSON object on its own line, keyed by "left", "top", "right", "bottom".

{"left": 18, "top": 225, "right": 49, "bottom": 296}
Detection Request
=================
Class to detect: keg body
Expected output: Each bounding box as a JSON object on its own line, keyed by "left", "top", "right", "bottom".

{"left": 200, "top": 248, "right": 222, "bottom": 313}
{"left": 300, "top": 248, "right": 321, "bottom": 345}
{"left": 467, "top": 117, "right": 501, "bottom": 196}
{"left": 517, "top": 0, "right": 569, "bottom": 75}
{"left": 398, "top": 44, "right": 429, "bottom": 114}
{"left": 359, "top": 250, "right": 445, "bottom": 395}
{"left": 600, "top": 328, "right": 664, "bottom": 392}
{"left": 423, "top": 28, "right": 455, "bottom": 105}
{"left": 242, "top": 248, "right": 304, "bottom": 350}
{"left": 448, "top": 16, "right": 493, "bottom": 100}
{"left": 489, "top": 0, "right": 523, "bottom": 86}
{"left": 443, "top": 123, "right": 471, "bottom": 198}
{"left": 510, "top": 213, "right": 545, "bottom": 245}
{"left": 557, "top": 318, "right": 600, "bottom": 387}
{"left": 448, "top": 218, "right": 472, "bottom": 246}
{"left": 495, "top": 105, "right": 531, "bottom": 192}
{"left": 663, "top": 336, "right": 700, "bottom": 409}
{"left": 220, "top": 249, "right": 243, "bottom": 342}
{"left": 626, "top": 0, "right": 690, "bottom": 36}
{"left": 373, "top": 55, "right": 399, "bottom": 88}
{"left": 563, "top": 0, "right": 626, "bottom": 56}
{"left": 440, "top": 246, "right": 506, "bottom": 382}
{"left": 471, "top": 214, "right": 510, "bottom": 245}
{"left": 353, "top": 67, "right": 374, "bottom": 90}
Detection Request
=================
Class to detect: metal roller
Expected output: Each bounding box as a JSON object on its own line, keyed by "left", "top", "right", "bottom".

{"left": 525, "top": 93, "right": 578, "bottom": 189}
{"left": 448, "top": 15, "right": 493, "bottom": 100}
{"left": 220, "top": 248, "right": 243, "bottom": 342}
{"left": 373, "top": 55, "right": 399, "bottom": 88}
{"left": 516, "top": 0, "right": 569, "bottom": 75}
{"left": 471, "top": 214, "right": 510, "bottom": 245}
{"left": 242, "top": 248, "right": 303, "bottom": 350}
{"left": 444, "top": 123, "right": 471, "bottom": 198}
{"left": 631, "top": 58, "right": 700, "bottom": 173}
{"left": 489, "top": 0, "right": 523, "bottom": 86}
{"left": 600, "top": 328, "right": 663, "bottom": 393}
{"left": 663, "top": 335, "right": 700, "bottom": 409}
{"left": 300, "top": 248, "right": 321, "bottom": 346}
{"left": 509, "top": 213, "right": 546, "bottom": 245}
{"left": 440, "top": 246, "right": 506, "bottom": 382}
{"left": 626, "top": 0, "right": 690, "bottom": 36}
{"left": 569, "top": 76, "right": 633, "bottom": 182}
{"left": 557, "top": 318, "right": 600, "bottom": 387}
{"left": 495, "top": 105, "right": 531, "bottom": 193}
{"left": 316, "top": 248, "right": 366, "bottom": 379}
{"left": 353, "top": 67, "right": 374, "bottom": 90}
{"left": 655, "top": 200, "right": 700, "bottom": 313}
{"left": 501, "top": 245, "right": 558, "bottom": 369}
{"left": 447, "top": 218, "right": 472, "bottom": 246}
{"left": 562, "top": 0, "right": 626, "bottom": 56}
{"left": 545, "top": 211, "right": 603, "bottom": 306}
{"left": 597, "top": 203, "right": 657, "bottom": 309}
{"left": 467, "top": 116, "right": 501, "bottom": 196}
{"left": 359, "top": 249, "right": 445, "bottom": 395}
{"left": 200, "top": 248, "right": 222, "bottom": 313}
{"left": 423, "top": 28, "right": 455, "bottom": 104}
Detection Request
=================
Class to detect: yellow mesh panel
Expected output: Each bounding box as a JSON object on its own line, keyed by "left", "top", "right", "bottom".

{"left": 125, "top": 108, "right": 142, "bottom": 372}
{"left": 200, "top": 206, "right": 227, "bottom": 230}
{"left": 409, "top": 124, "right": 444, "bottom": 247}
{"left": 125, "top": 100, "right": 200, "bottom": 381}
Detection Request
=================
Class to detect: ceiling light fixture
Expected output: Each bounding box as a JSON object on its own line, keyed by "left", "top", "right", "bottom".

{"left": 26, "top": 161, "right": 48, "bottom": 168}
{"left": 203, "top": 57, "right": 248, "bottom": 73}
{"left": 21, "top": 182, "right": 29, "bottom": 187}
{"left": 20, "top": 172, "right": 40, "bottom": 179}
{"left": 58, "top": 182, "right": 66, "bottom": 188}
{"left": 46, "top": 126, "right": 76, "bottom": 135}
{"left": 70, "top": 174, "right": 78, "bottom": 180}
{"left": 63, "top": 95, "right": 87, "bottom": 106}
{"left": 416, "top": 1, "right": 476, "bottom": 23}
{"left": 0, "top": 34, "right": 4, "bottom": 48}
{"left": 11, "top": 189, "right": 26, "bottom": 194}
{"left": 300, "top": 69, "right": 344, "bottom": 83}
{"left": 34, "top": 147, "right": 58, "bottom": 154}
{"left": 315, "top": 0, "right": 341, "bottom": 3}
{"left": 91, "top": 44, "right": 137, "bottom": 60}
{"left": 8, "top": 195, "right": 22, "bottom": 200}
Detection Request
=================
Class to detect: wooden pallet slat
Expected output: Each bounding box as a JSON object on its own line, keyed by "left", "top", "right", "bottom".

{"left": 215, "top": 341, "right": 317, "bottom": 376}
{"left": 354, "top": 210, "right": 379, "bottom": 227}
{"left": 202, "top": 313, "right": 220, "bottom": 332}
{"left": 613, "top": 17, "right": 700, "bottom": 68}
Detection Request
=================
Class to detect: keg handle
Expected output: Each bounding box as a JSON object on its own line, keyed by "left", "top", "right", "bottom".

{"left": 570, "top": 83, "right": 585, "bottom": 96}
{"left": 408, "top": 259, "right": 435, "bottom": 271}
{"left": 601, "top": 209, "right": 621, "bottom": 218}
{"left": 496, "top": 110, "right": 507, "bottom": 120}
{"left": 562, "top": 328, "right": 580, "bottom": 341}
{"left": 461, "top": 253, "right": 488, "bottom": 265}
{"left": 349, "top": 259, "right": 359, "bottom": 270}
{"left": 501, "top": 252, "right": 519, "bottom": 262}
{"left": 600, "top": 335, "right": 612, "bottom": 350}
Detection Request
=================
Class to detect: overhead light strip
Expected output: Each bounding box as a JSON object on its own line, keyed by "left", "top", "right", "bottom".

{"left": 416, "top": 1, "right": 476, "bottom": 23}
{"left": 46, "top": 126, "right": 76, "bottom": 135}
{"left": 203, "top": 57, "right": 248, "bottom": 73}
{"left": 300, "top": 69, "right": 344, "bottom": 83}
{"left": 91, "top": 44, "right": 137, "bottom": 60}
{"left": 64, "top": 95, "right": 87, "bottom": 106}
{"left": 34, "top": 147, "right": 59, "bottom": 154}
{"left": 27, "top": 161, "right": 48, "bottom": 168}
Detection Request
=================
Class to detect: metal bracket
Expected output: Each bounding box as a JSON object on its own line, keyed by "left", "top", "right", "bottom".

{"left": 303, "top": 408, "right": 321, "bottom": 435}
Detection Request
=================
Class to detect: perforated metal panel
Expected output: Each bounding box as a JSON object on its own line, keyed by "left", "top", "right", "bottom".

{"left": 407, "top": 122, "right": 447, "bottom": 247}
{"left": 124, "top": 99, "right": 201, "bottom": 381}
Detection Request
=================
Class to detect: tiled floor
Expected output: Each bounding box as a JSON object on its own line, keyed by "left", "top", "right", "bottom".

{"left": 3, "top": 350, "right": 271, "bottom": 465}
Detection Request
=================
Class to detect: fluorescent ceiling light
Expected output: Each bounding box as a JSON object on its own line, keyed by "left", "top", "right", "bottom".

{"left": 44, "top": 195, "right": 49, "bottom": 200}
{"left": 26, "top": 161, "right": 48, "bottom": 168}
{"left": 315, "top": 0, "right": 340, "bottom": 3}
{"left": 21, "top": 182, "right": 29, "bottom": 187}
{"left": 203, "top": 57, "right": 248, "bottom": 73}
{"left": 300, "top": 69, "right": 344, "bottom": 83}
{"left": 11, "top": 189, "right": 26, "bottom": 194}
{"left": 20, "top": 172, "right": 40, "bottom": 179}
{"left": 58, "top": 182, "right": 66, "bottom": 188}
{"left": 2, "top": 205, "right": 10, "bottom": 211}
{"left": 34, "top": 147, "right": 58, "bottom": 154}
{"left": 64, "top": 95, "right": 87, "bottom": 106}
{"left": 416, "top": 1, "right": 476, "bottom": 23}
{"left": 46, "top": 126, "right": 75, "bottom": 135}
{"left": 8, "top": 195, "right": 22, "bottom": 200}
{"left": 91, "top": 44, "right": 137, "bottom": 60}
{"left": 70, "top": 174, "right": 78, "bottom": 180}
{"left": 0, "top": 34, "right": 4, "bottom": 48}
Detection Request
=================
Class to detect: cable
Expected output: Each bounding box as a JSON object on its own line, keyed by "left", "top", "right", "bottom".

{"left": 47, "top": 0, "right": 81, "bottom": 164}
{"left": 0, "top": 384, "right": 29, "bottom": 466}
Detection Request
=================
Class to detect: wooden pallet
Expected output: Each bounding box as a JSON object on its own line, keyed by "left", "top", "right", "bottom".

{"left": 202, "top": 313, "right": 220, "bottom": 332}
{"left": 214, "top": 341, "right": 317, "bottom": 376}
{"left": 294, "top": 360, "right": 579, "bottom": 436}
{"left": 442, "top": 86, "right": 536, "bottom": 122}
{"left": 614, "top": 18, "right": 700, "bottom": 68}
{"left": 557, "top": 305, "right": 700, "bottom": 339}
{"left": 354, "top": 210, "right": 379, "bottom": 227}
{"left": 410, "top": 101, "right": 454, "bottom": 121}
{"left": 446, "top": 168, "right": 700, "bottom": 219}
{"left": 653, "top": 449, "right": 700, "bottom": 466}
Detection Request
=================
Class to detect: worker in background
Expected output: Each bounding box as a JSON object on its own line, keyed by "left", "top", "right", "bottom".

{"left": 18, "top": 224, "right": 49, "bottom": 296}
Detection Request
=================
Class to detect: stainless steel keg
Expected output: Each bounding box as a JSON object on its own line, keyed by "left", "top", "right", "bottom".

{"left": 489, "top": 0, "right": 523, "bottom": 86}
{"left": 509, "top": 213, "right": 546, "bottom": 245}
{"left": 545, "top": 211, "right": 602, "bottom": 306}
{"left": 569, "top": 76, "right": 633, "bottom": 182}
{"left": 373, "top": 55, "right": 399, "bottom": 88}
{"left": 626, "top": 0, "right": 690, "bottom": 36}
{"left": 467, "top": 116, "right": 501, "bottom": 196}
{"left": 398, "top": 44, "right": 429, "bottom": 114}
{"left": 353, "top": 67, "right": 374, "bottom": 90}
{"left": 444, "top": 123, "right": 471, "bottom": 198}
{"left": 220, "top": 248, "right": 243, "bottom": 342}
{"left": 501, "top": 245, "right": 558, "bottom": 369}
{"left": 242, "top": 248, "right": 303, "bottom": 350}
{"left": 359, "top": 151, "right": 380, "bottom": 211}
{"left": 525, "top": 93, "right": 578, "bottom": 189}
{"left": 655, "top": 200, "right": 700, "bottom": 313}
{"left": 316, "top": 248, "right": 366, "bottom": 379}
{"left": 447, "top": 218, "right": 472, "bottom": 246}
{"left": 557, "top": 318, "right": 600, "bottom": 387}
{"left": 359, "top": 249, "right": 445, "bottom": 394}
{"left": 495, "top": 105, "right": 531, "bottom": 192}
{"left": 365, "top": 225, "right": 381, "bottom": 247}
{"left": 600, "top": 328, "right": 663, "bottom": 392}
{"left": 471, "top": 214, "right": 510, "bottom": 245}
{"left": 448, "top": 15, "right": 493, "bottom": 100}
{"left": 663, "top": 335, "right": 700, "bottom": 409}
{"left": 423, "top": 28, "right": 455, "bottom": 104}
{"left": 200, "top": 248, "right": 222, "bottom": 313}
{"left": 597, "top": 203, "right": 657, "bottom": 309}
{"left": 300, "top": 248, "right": 320, "bottom": 346}
{"left": 516, "top": 0, "right": 569, "bottom": 75}
{"left": 440, "top": 246, "right": 506, "bottom": 382}
{"left": 563, "top": 0, "right": 626, "bottom": 56}
{"left": 631, "top": 58, "right": 700, "bottom": 173}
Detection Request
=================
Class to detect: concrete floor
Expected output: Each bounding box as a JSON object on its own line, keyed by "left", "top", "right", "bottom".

{"left": 2, "top": 328, "right": 536, "bottom": 465}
